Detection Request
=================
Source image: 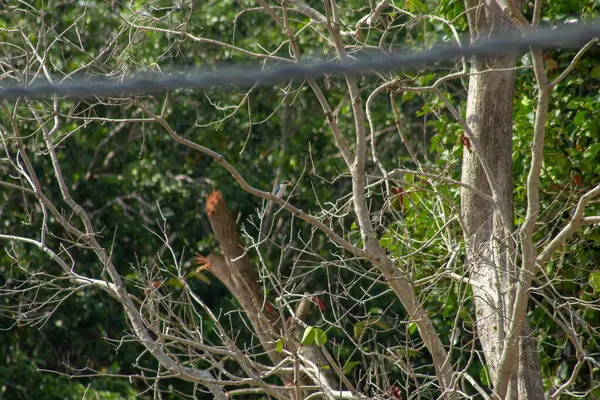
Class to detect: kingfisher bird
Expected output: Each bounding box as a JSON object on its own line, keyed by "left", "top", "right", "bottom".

{"left": 273, "top": 180, "right": 291, "bottom": 199}
{"left": 260, "top": 180, "right": 292, "bottom": 222}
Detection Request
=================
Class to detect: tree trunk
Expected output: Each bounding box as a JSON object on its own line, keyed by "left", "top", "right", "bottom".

{"left": 462, "top": 1, "right": 544, "bottom": 398}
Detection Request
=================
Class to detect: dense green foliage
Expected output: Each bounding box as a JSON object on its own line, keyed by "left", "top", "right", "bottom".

{"left": 1, "top": 0, "right": 599, "bottom": 398}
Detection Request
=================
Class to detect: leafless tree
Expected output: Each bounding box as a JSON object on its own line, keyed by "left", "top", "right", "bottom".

{"left": 1, "top": 1, "right": 599, "bottom": 399}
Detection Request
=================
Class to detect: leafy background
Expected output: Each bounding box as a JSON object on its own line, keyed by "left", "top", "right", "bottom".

{"left": 1, "top": 0, "right": 599, "bottom": 398}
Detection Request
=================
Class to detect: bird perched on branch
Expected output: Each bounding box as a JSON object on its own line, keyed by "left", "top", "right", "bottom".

{"left": 273, "top": 180, "right": 291, "bottom": 199}
{"left": 262, "top": 179, "right": 291, "bottom": 216}
{"left": 260, "top": 180, "right": 292, "bottom": 238}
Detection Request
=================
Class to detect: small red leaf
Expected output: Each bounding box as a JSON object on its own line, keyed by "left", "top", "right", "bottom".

{"left": 265, "top": 302, "right": 275, "bottom": 314}
{"left": 574, "top": 174, "right": 583, "bottom": 187}
{"left": 392, "top": 186, "right": 404, "bottom": 208}
{"left": 461, "top": 136, "right": 471, "bottom": 153}
{"left": 387, "top": 385, "right": 402, "bottom": 399}
{"left": 313, "top": 296, "right": 326, "bottom": 311}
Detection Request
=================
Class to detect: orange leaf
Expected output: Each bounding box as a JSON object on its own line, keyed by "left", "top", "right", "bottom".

{"left": 194, "top": 253, "right": 212, "bottom": 271}
{"left": 543, "top": 54, "right": 558, "bottom": 72}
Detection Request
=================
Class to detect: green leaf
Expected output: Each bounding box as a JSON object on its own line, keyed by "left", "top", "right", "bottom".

{"left": 406, "top": 348, "right": 418, "bottom": 358}
{"left": 354, "top": 322, "right": 365, "bottom": 339}
{"left": 301, "top": 326, "right": 315, "bottom": 346}
{"left": 590, "top": 119, "right": 600, "bottom": 136}
{"left": 165, "top": 277, "right": 183, "bottom": 288}
{"left": 430, "top": 134, "right": 442, "bottom": 153}
{"left": 573, "top": 111, "right": 588, "bottom": 127}
{"left": 371, "top": 318, "right": 392, "bottom": 330}
{"left": 408, "top": 190, "right": 422, "bottom": 204}
{"left": 583, "top": 143, "right": 600, "bottom": 160}
{"left": 480, "top": 365, "right": 491, "bottom": 387}
{"left": 186, "top": 271, "right": 211, "bottom": 284}
{"left": 589, "top": 271, "right": 600, "bottom": 292}
{"left": 314, "top": 328, "right": 327, "bottom": 346}
{"left": 380, "top": 235, "right": 393, "bottom": 248}
{"left": 558, "top": 361, "right": 569, "bottom": 380}
{"left": 590, "top": 66, "right": 600, "bottom": 79}
{"left": 421, "top": 73, "right": 435, "bottom": 85}
{"left": 408, "top": 321, "right": 418, "bottom": 335}
{"left": 276, "top": 339, "right": 284, "bottom": 353}
{"left": 406, "top": 0, "right": 424, "bottom": 13}
{"left": 343, "top": 361, "right": 361, "bottom": 374}
{"left": 125, "top": 272, "right": 140, "bottom": 280}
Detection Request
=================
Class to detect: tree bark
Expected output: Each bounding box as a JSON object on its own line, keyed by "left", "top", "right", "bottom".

{"left": 204, "top": 190, "right": 339, "bottom": 395}
{"left": 462, "top": 1, "right": 544, "bottom": 398}
{"left": 204, "top": 190, "right": 285, "bottom": 367}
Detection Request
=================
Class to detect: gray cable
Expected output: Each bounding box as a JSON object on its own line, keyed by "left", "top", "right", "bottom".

{"left": 0, "top": 21, "right": 598, "bottom": 100}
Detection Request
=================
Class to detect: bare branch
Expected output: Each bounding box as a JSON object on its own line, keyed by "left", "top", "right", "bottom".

{"left": 537, "top": 184, "right": 600, "bottom": 264}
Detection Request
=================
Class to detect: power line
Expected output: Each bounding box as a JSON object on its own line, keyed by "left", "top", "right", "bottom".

{"left": 0, "top": 21, "right": 599, "bottom": 100}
